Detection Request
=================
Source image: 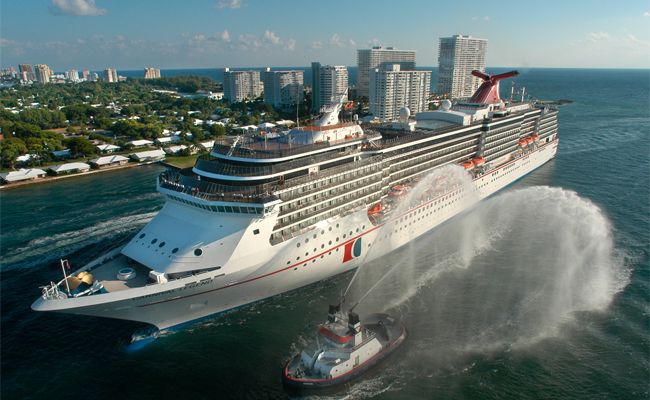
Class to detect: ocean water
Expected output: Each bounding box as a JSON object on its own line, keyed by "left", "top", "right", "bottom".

{"left": 1, "top": 69, "right": 648, "bottom": 399}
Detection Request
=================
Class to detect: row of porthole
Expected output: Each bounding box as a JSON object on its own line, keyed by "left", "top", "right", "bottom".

{"left": 380, "top": 198, "right": 460, "bottom": 239}
{"left": 137, "top": 232, "right": 199, "bottom": 256}
{"left": 295, "top": 224, "right": 367, "bottom": 248}
{"left": 288, "top": 242, "right": 374, "bottom": 270}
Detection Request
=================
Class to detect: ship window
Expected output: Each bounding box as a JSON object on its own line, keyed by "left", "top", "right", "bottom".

{"left": 225, "top": 206, "right": 233, "bottom": 213}
{"left": 296, "top": 243, "right": 300, "bottom": 248}
{"left": 139, "top": 233, "right": 146, "bottom": 239}
{"left": 194, "top": 248, "right": 203, "bottom": 256}
{"left": 253, "top": 229, "right": 260, "bottom": 235}
{"left": 305, "top": 238, "right": 309, "bottom": 243}
{"left": 172, "top": 248, "right": 179, "bottom": 254}
{"left": 159, "top": 242, "right": 165, "bottom": 248}
{"left": 151, "top": 239, "right": 158, "bottom": 244}
{"left": 217, "top": 206, "right": 225, "bottom": 212}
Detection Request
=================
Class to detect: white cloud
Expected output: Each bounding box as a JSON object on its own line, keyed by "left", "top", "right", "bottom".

{"left": 0, "top": 38, "right": 17, "bottom": 46}
{"left": 220, "top": 30, "right": 231, "bottom": 42}
{"left": 366, "top": 38, "right": 381, "bottom": 47}
{"left": 587, "top": 31, "right": 611, "bottom": 43}
{"left": 471, "top": 16, "right": 490, "bottom": 21}
{"left": 216, "top": 0, "right": 242, "bottom": 9}
{"left": 625, "top": 34, "right": 650, "bottom": 49}
{"left": 329, "top": 33, "right": 344, "bottom": 47}
{"left": 50, "top": 0, "right": 106, "bottom": 16}
{"left": 284, "top": 38, "right": 296, "bottom": 51}
{"left": 311, "top": 41, "right": 323, "bottom": 50}
{"left": 263, "top": 30, "right": 282, "bottom": 45}
{"left": 644, "top": 11, "right": 650, "bottom": 17}
{"left": 348, "top": 39, "right": 357, "bottom": 47}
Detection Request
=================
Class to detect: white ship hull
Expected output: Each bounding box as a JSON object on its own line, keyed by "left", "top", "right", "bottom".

{"left": 32, "top": 139, "right": 558, "bottom": 329}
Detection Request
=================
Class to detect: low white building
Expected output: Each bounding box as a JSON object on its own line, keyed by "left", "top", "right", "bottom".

{"left": 130, "top": 149, "right": 166, "bottom": 162}
{"left": 97, "top": 144, "right": 121, "bottom": 153}
{"left": 0, "top": 168, "right": 47, "bottom": 183}
{"left": 48, "top": 162, "right": 91, "bottom": 175}
{"left": 15, "top": 154, "right": 39, "bottom": 163}
{"left": 164, "top": 145, "right": 189, "bottom": 155}
{"left": 155, "top": 137, "right": 173, "bottom": 144}
{"left": 127, "top": 139, "right": 154, "bottom": 147}
{"left": 89, "top": 155, "right": 129, "bottom": 168}
{"left": 199, "top": 141, "right": 215, "bottom": 151}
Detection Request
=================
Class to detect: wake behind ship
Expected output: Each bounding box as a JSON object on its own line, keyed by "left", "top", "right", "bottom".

{"left": 32, "top": 71, "right": 559, "bottom": 330}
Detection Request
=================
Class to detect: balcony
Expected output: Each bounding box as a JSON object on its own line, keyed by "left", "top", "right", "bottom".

{"left": 158, "top": 170, "right": 278, "bottom": 204}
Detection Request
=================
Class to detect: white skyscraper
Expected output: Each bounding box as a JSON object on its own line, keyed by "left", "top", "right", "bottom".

{"left": 436, "top": 35, "right": 487, "bottom": 99}
{"left": 223, "top": 68, "right": 263, "bottom": 102}
{"left": 104, "top": 68, "right": 118, "bottom": 83}
{"left": 311, "top": 62, "right": 348, "bottom": 113}
{"left": 144, "top": 67, "right": 161, "bottom": 79}
{"left": 67, "top": 69, "right": 79, "bottom": 82}
{"left": 357, "top": 46, "right": 416, "bottom": 98}
{"left": 369, "top": 64, "right": 430, "bottom": 121}
{"left": 34, "top": 64, "right": 53, "bottom": 84}
{"left": 263, "top": 68, "right": 304, "bottom": 110}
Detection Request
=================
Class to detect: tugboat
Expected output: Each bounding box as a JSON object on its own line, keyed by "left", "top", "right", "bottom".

{"left": 282, "top": 304, "right": 406, "bottom": 390}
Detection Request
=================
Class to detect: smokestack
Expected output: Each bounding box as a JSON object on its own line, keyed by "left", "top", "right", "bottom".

{"left": 328, "top": 304, "right": 340, "bottom": 323}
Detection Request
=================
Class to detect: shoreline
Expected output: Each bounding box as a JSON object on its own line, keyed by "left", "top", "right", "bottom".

{"left": 0, "top": 161, "right": 163, "bottom": 190}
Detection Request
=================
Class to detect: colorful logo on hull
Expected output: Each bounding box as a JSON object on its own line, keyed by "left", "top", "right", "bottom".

{"left": 343, "top": 238, "right": 362, "bottom": 263}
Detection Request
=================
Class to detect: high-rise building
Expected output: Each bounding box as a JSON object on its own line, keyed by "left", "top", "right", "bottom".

{"left": 436, "top": 35, "right": 487, "bottom": 99}
{"left": 357, "top": 46, "right": 416, "bottom": 98}
{"left": 81, "top": 70, "right": 90, "bottom": 81}
{"left": 263, "top": 68, "right": 304, "bottom": 110}
{"left": 34, "top": 64, "right": 53, "bottom": 84}
{"left": 19, "top": 64, "right": 35, "bottom": 81}
{"left": 104, "top": 68, "right": 118, "bottom": 83}
{"left": 369, "top": 64, "right": 430, "bottom": 121}
{"left": 67, "top": 69, "right": 79, "bottom": 82}
{"left": 311, "top": 62, "right": 348, "bottom": 113}
{"left": 144, "top": 67, "right": 161, "bottom": 79}
{"left": 223, "top": 68, "right": 263, "bottom": 102}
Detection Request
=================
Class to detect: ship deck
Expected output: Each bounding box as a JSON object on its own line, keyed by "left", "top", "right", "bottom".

{"left": 91, "top": 256, "right": 150, "bottom": 292}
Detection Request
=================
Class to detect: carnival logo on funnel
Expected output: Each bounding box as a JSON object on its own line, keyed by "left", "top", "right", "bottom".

{"left": 343, "top": 237, "right": 362, "bottom": 263}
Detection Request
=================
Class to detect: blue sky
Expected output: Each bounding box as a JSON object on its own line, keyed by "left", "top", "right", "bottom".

{"left": 1, "top": 0, "right": 649, "bottom": 71}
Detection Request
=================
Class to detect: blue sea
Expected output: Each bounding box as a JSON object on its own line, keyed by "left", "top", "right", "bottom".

{"left": 1, "top": 68, "right": 648, "bottom": 399}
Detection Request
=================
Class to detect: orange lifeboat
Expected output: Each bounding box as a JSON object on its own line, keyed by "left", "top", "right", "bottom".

{"left": 518, "top": 138, "right": 527, "bottom": 147}
{"left": 367, "top": 203, "right": 383, "bottom": 216}
{"left": 532, "top": 135, "right": 540, "bottom": 141}
{"left": 525, "top": 137, "right": 534, "bottom": 145}
{"left": 472, "top": 157, "right": 485, "bottom": 166}
{"left": 462, "top": 161, "right": 474, "bottom": 170}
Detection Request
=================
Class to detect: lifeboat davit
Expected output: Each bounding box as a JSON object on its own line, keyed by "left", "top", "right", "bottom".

{"left": 462, "top": 161, "right": 474, "bottom": 170}
{"left": 472, "top": 157, "right": 485, "bottom": 166}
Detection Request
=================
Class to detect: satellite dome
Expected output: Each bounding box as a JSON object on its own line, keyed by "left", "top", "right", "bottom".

{"left": 441, "top": 99, "right": 452, "bottom": 111}
{"left": 399, "top": 106, "right": 411, "bottom": 122}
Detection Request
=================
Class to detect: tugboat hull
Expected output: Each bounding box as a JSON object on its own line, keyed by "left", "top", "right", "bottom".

{"left": 282, "top": 314, "right": 406, "bottom": 391}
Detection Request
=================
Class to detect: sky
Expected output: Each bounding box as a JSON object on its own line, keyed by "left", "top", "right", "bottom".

{"left": 1, "top": 0, "right": 649, "bottom": 71}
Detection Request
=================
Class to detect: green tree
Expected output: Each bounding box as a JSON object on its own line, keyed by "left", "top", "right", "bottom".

{"left": 0, "top": 138, "right": 28, "bottom": 169}
{"left": 65, "top": 137, "right": 97, "bottom": 156}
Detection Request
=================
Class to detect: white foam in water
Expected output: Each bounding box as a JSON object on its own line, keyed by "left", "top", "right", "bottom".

{"left": 0, "top": 211, "right": 156, "bottom": 270}
{"left": 351, "top": 184, "right": 630, "bottom": 352}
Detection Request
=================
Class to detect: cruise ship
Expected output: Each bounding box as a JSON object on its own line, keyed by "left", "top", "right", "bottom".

{"left": 32, "top": 70, "right": 560, "bottom": 331}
